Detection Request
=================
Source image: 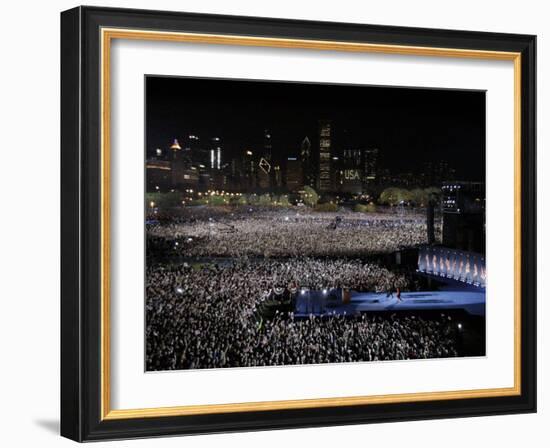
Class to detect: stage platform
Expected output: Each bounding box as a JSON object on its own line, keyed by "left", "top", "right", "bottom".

{"left": 294, "top": 277, "right": 485, "bottom": 318}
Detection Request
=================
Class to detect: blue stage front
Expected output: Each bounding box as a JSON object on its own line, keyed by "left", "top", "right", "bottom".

{"left": 294, "top": 276, "right": 485, "bottom": 317}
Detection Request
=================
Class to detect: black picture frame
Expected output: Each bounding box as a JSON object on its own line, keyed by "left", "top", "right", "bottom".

{"left": 61, "top": 5, "right": 536, "bottom": 442}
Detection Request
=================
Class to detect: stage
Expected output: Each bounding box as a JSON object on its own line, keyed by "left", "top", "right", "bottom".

{"left": 294, "top": 277, "right": 485, "bottom": 317}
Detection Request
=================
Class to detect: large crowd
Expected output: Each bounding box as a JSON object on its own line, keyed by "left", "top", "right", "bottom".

{"left": 147, "top": 208, "right": 440, "bottom": 258}
{"left": 146, "top": 255, "right": 460, "bottom": 371}
{"left": 145, "top": 206, "right": 463, "bottom": 371}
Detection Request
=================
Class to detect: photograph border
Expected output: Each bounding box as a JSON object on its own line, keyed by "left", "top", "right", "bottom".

{"left": 126, "top": 32, "right": 508, "bottom": 413}
{"left": 61, "top": 6, "right": 536, "bottom": 441}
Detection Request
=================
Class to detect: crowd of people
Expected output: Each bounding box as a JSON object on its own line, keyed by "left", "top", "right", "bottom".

{"left": 147, "top": 208, "right": 440, "bottom": 258}
{"left": 146, "top": 257, "right": 457, "bottom": 371}
{"left": 144, "top": 205, "right": 463, "bottom": 371}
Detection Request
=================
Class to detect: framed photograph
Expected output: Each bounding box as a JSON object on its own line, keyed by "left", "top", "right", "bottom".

{"left": 60, "top": 6, "right": 536, "bottom": 442}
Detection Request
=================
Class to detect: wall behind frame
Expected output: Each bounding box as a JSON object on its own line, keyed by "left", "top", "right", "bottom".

{"left": 0, "top": 0, "right": 546, "bottom": 447}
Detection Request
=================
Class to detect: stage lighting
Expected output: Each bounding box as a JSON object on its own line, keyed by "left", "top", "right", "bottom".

{"left": 176, "top": 287, "right": 183, "bottom": 294}
{"left": 457, "top": 323, "right": 463, "bottom": 330}
{"left": 322, "top": 289, "right": 327, "bottom": 294}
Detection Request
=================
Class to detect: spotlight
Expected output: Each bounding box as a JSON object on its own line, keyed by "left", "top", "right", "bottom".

{"left": 176, "top": 287, "right": 183, "bottom": 294}
{"left": 322, "top": 289, "right": 327, "bottom": 294}
{"left": 457, "top": 323, "right": 463, "bottom": 330}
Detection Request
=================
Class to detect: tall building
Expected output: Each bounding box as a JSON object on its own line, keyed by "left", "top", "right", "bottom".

{"left": 337, "top": 148, "right": 363, "bottom": 194}
{"left": 274, "top": 164, "right": 282, "bottom": 189}
{"left": 145, "top": 159, "right": 171, "bottom": 192}
{"left": 285, "top": 157, "right": 303, "bottom": 191}
{"left": 145, "top": 145, "right": 171, "bottom": 192}
{"left": 442, "top": 181, "right": 485, "bottom": 253}
{"left": 182, "top": 134, "right": 212, "bottom": 190}
{"left": 242, "top": 149, "right": 256, "bottom": 191}
{"left": 363, "top": 148, "right": 379, "bottom": 184}
{"left": 423, "top": 159, "right": 456, "bottom": 186}
{"left": 300, "top": 136, "right": 315, "bottom": 188}
{"left": 257, "top": 129, "right": 273, "bottom": 190}
{"left": 184, "top": 134, "right": 199, "bottom": 150}
{"left": 344, "top": 148, "right": 362, "bottom": 166}
{"left": 170, "top": 138, "right": 182, "bottom": 154}
{"left": 186, "top": 134, "right": 206, "bottom": 166}
{"left": 317, "top": 120, "right": 332, "bottom": 192}
{"left": 170, "top": 138, "right": 199, "bottom": 190}
{"left": 210, "top": 137, "right": 222, "bottom": 170}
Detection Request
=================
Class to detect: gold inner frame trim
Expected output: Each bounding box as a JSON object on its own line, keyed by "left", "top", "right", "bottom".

{"left": 100, "top": 27, "right": 522, "bottom": 420}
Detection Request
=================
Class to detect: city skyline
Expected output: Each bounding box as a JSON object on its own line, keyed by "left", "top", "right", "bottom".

{"left": 146, "top": 76, "right": 486, "bottom": 182}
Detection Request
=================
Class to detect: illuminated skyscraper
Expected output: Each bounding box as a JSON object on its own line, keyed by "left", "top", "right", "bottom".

{"left": 169, "top": 138, "right": 198, "bottom": 190}
{"left": 363, "top": 148, "right": 379, "bottom": 186}
{"left": 242, "top": 149, "right": 256, "bottom": 191}
{"left": 317, "top": 120, "right": 332, "bottom": 192}
{"left": 185, "top": 134, "right": 207, "bottom": 168}
{"left": 263, "top": 129, "right": 273, "bottom": 160}
{"left": 170, "top": 138, "right": 191, "bottom": 165}
{"left": 170, "top": 138, "right": 181, "bottom": 152}
{"left": 300, "top": 136, "right": 315, "bottom": 188}
{"left": 210, "top": 137, "right": 222, "bottom": 170}
{"left": 257, "top": 129, "right": 272, "bottom": 190}
{"left": 285, "top": 157, "right": 303, "bottom": 191}
{"left": 337, "top": 148, "right": 362, "bottom": 194}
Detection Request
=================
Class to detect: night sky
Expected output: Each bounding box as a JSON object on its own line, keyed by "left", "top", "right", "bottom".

{"left": 146, "top": 76, "right": 486, "bottom": 180}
